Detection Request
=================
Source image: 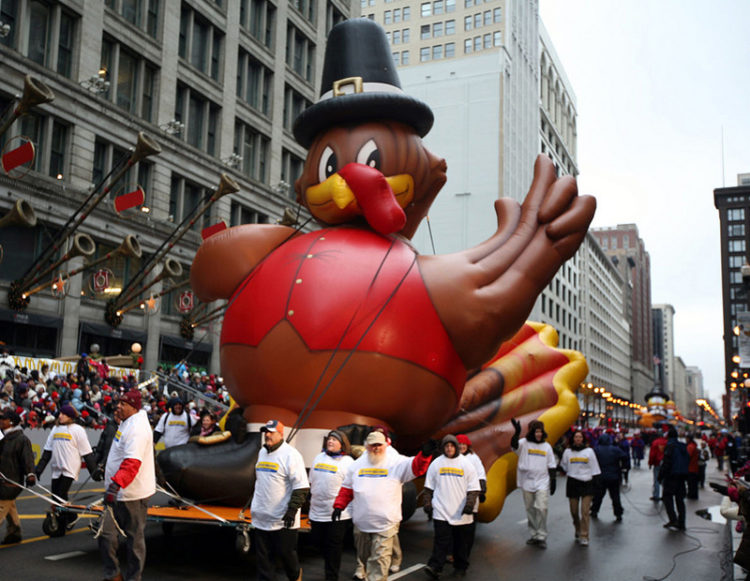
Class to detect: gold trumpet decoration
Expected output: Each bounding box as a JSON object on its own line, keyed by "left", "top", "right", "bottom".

{"left": 0, "top": 199, "right": 37, "bottom": 229}
{"left": 22, "top": 233, "right": 96, "bottom": 292}
{"left": 14, "top": 132, "right": 160, "bottom": 309}
{"left": 115, "top": 258, "right": 184, "bottom": 316}
{"left": 113, "top": 173, "right": 239, "bottom": 315}
{"left": 22, "top": 234, "right": 142, "bottom": 299}
{"left": 0, "top": 75, "right": 55, "bottom": 138}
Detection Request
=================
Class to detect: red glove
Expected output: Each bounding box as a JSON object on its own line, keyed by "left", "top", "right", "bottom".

{"left": 104, "top": 482, "right": 120, "bottom": 505}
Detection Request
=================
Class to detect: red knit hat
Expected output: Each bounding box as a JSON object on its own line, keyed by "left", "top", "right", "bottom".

{"left": 456, "top": 434, "right": 471, "bottom": 446}
{"left": 120, "top": 389, "right": 142, "bottom": 410}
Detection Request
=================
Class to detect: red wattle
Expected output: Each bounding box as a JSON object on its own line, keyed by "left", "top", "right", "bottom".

{"left": 338, "top": 163, "right": 406, "bottom": 235}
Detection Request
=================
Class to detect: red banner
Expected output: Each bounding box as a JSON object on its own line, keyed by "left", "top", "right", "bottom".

{"left": 114, "top": 187, "right": 145, "bottom": 213}
{"left": 201, "top": 221, "right": 227, "bottom": 240}
{"left": 2, "top": 141, "right": 35, "bottom": 174}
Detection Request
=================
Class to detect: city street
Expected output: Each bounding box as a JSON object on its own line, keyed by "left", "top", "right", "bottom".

{"left": 0, "top": 458, "right": 735, "bottom": 580}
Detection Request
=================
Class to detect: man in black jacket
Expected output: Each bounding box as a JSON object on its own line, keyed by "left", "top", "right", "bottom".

{"left": 659, "top": 427, "right": 689, "bottom": 531}
{"left": 591, "top": 433, "right": 629, "bottom": 522}
{"left": 0, "top": 409, "right": 36, "bottom": 544}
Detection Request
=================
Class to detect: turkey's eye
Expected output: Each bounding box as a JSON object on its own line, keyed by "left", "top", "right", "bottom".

{"left": 356, "top": 139, "right": 381, "bottom": 170}
{"left": 318, "top": 146, "right": 337, "bottom": 182}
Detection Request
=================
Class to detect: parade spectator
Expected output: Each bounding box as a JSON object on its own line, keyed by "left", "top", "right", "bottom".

{"left": 76, "top": 353, "right": 91, "bottom": 383}
{"left": 648, "top": 429, "right": 668, "bottom": 501}
{"left": 153, "top": 398, "right": 192, "bottom": 448}
{"left": 630, "top": 432, "right": 645, "bottom": 468}
{"left": 716, "top": 431, "right": 728, "bottom": 471}
{"left": 616, "top": 433, "right": 630, "bottom": 486}
{"left": 698, "top": 440, "right": 710, "bottom": 489}
{"left": 94, "top": 409, "right": 121, "bottom": 470}
{"left": 309, "top": 430, "right": 354, "bottom": 581}
{"left": 0, "top": 409, "right": 35, "bottom": 545}
{"left": 251, "top": 419, "right": 309, "bottom": 581}
{"left": 511, "top": 418, "right": 557, "bottom": 548}
{"left": 659, "top": 427, "right": 689, "bottom": 532}
{"left": 423, "top": 435, "right": 480, "bottom": 579}
{"left": 189, "top": 409, "right": 221, "bottom": 439}
{"left": 456, "top": 433, "right": 486, "bottom": 558}
{"left": 686, "top": 434, "right": 700, "bottom": 500}
{"left": 560, "top": 430, "right": 601, "bottom": 547}
{"left": 333, "top": 431, "right": 434, "bottom": 580}
{"left": 0, "top": 349, "right": 14, "bottom": 379}
{"left": 591, "top": 433, "right": 629, "bottom": 522}
{"left": 99, "top": 389, "right": 156, "bottom": 581}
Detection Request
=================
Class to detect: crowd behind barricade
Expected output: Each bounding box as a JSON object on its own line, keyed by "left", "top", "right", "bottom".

{"left": 0, "top": 347, "right": 232, "bottom": 433}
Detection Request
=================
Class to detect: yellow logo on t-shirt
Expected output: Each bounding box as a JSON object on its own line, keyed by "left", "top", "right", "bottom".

{"left": 53, "top": 433, "right": 73, "bottom": 441}
{"left": 528, "top": 449, "right": 547, "bottom": 457}
{"left": 570, "top": 457, "right": 589, "bottom": 464}
{"left": 256, "top": 461, "right": 279, "bottom": 473}
{"left": 358, "top": 468, "right": 388, "bottom": 478}
{"left": 313, "top": 463, "right": 338, "bottom": 474}
{"left": 114, "top": 430, "right": 122, "bottom": 442}
{"left": 439, "top": 467, "right": 465, "bottom": 477}
{"left": 167, "top": 420, "right": 186, "bottom": 427}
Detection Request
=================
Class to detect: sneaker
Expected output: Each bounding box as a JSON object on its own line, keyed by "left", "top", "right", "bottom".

{"left": 1, "top": 533, "right": 22, "bottom": 545}
{"left": 663, "top": 521, "right": 677, "bottom": 529}
{"left": 390, "top": 565, "right": 401, "bottom": 573}
{"left": 579, "top": 538, "right": 589, "bottom": 546}
{"left": 615, "top": 515, "right": 623, "bottom": 522}
{"left": 537, "top": 540, "right": 547, "bottom": 549}
{"left": 526, "top": 538, "right": 538, "bottom": 545}
{"left": 423, "top": 565, "right": 440, "bottom": 579}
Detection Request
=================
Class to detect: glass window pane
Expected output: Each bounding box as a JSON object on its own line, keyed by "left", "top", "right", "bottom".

{"left": 57, "top": 11, "right": 75, "bottom": 77}
{"left": 117, "top": 49, "right": 137, "bottom": 113}
{"left": 122, "top": 0, "right": 140, "bottom": 25}
{"left": 0, "top": 0, "right": 17, "bottom": 48}
{"left": 191, "top": 18, "right": 209, "bottom": 73}
{"left": 49, "top": 122, "right": 67, "bottom": 178}
{"left": 188, "top": 94, "right": 204, "bottom": 149}
{"left": 28, "top": 1, "right": 50, "bottom": 66}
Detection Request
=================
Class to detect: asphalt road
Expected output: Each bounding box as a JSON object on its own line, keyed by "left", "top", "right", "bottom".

{"left": 0, "top": 461, "right": 734, "bottom": 580}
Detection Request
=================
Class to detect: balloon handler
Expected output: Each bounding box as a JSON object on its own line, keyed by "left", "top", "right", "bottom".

{"left": 159, "top": 18, "right": 595, "bottom": 523}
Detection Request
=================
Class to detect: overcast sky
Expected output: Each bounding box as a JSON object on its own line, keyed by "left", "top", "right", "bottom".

{"left": 538, "top": 0, "right": 750, "bottom": 403}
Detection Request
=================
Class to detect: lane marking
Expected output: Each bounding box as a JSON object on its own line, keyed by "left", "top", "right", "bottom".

{"left": 390, "top": 563, "right": 427, "bottom": 579}
{"left": 19, "top": 514, "right": 98, "bottom": 520}
{"left": 517, "top": 519, "right": 528, "bottom": 525}
{"left": 0, "top": 527, "right": 89, "bottom": 549}
{"left": 45, "top": 550, "right": 86, "bottom": 561}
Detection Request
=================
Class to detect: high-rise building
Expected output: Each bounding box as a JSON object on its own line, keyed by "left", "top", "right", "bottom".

{"left": 0, "top": 0, "right": 356, "bottom": 369}
{"left": 652, "top": 304, "right": 676, "bottom": 399}
{"left": 591, "top": 224, "right": 654, "bottom": 404}
{"left": 714, "top": 178, "right": 750, "bottom": 419}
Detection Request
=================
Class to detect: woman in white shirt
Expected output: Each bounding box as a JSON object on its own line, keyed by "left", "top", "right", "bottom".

{"left": 560, "top": 430, "right": 601, "bottom": 546}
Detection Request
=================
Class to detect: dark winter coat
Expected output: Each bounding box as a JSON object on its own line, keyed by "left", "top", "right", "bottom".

{"left": 659, "top": 437, "right": 689, "bottom": 481}
{"left": 0, "top": 427, "right": 35, "bottom": 500}
{"left": 594, "top": 434, "right": 630, "bottom": 481}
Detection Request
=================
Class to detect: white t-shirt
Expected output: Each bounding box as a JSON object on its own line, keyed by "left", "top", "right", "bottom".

{"left": 342, "top": 450, "right": 416, "bottom": 533}
{"left": 43, "top": 423, "right": 93, "bottom": 480}
{"left": 425, "top": 454, "right": 480, "bottom": 526}
{"left": 560, "top": 447, "right": 601, "bottom": 481}
{"left": 105, "top": 409, "right": 155, "bottom": 501}
{"left": 514, "top": 438, "right": 556, "bottom": 492}
{"left": 155, "top": 410, "right": 191, "bottom": 448}
{"left": 251, "top": 441, "right": 309, "bottom": 531}
{"left": 309, "top": 451, "right": 354, "bottom": 522}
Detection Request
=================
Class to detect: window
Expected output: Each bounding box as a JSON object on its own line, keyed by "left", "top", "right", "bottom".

{"left": 446, "top": 0, "right": 455, "bottom": 12}
{"left": 169, "top": 175, "right": 210, "bottom": 231}
{"left": 240, "top": 0, "right": 276, "bottom": 48}
{"left": 393, "top": 30, "right": 401, "bottom": 44}
{"left": 393, "top": 8, "right": 401, "bottom": 22}
{"left": 420, "top": 47, "right": 430, "bottom": 62}
{"left": 421, "top": 24, "right": 430, "bottom": 39}
{"left": 483, "top": 33, "right": 491, "bottom": 48}
{"left": 106, "top": 0, "right": 160, "bottom": 37}
{"left": 230, "top": 201, "right": 269, "bottom": 227}
{"left": 493, "top": 6, "right": 502, "bottom": 22}
{"left": 730, "top": 224, "right": 746, "bottom": 237}
{"left": 421, "top": 2, "right": 431, "bottom": 17}
{"left": 729, "top": 239, "right": 746, "bottom": 252}
{"left": 281, "top": 149, "right": 304, "bottom": 194}
{"left": 403, "top": 28, "right": 410, "bottom": 42}
{"left": 484, "top": 10, "right": 491, "bottom": 25}
{"left": 100, "top": 37, "right": 157, "bottom": 121}
{"left": 433, "top": 21, "right": 443, "bottom": 37}
{"left": 392, "top": 52, "right": 400, "bottom": 65}
{"left": 433, "top": 0, "right": 444, "bottom": 15}
{"left": 292, "top": 0, "right": 315, "bottom": 23}
{"left": 283, "top": 85, "right": 312, "bottom": 131}
{"left": 432, "top": 44, "right": 443, "bottom": 59}
{"left": 92, "top": 137, "right": 153, "bottom": 200}
{"left": 401, "top": 50, "right": 409, "bottom": 65}
{"left": 464, "top": 0, "right": 472, "bottom": 7}
{"left": 175, "top": 84, "right": 220, "bottom": 156}
{"left": 326, "top": 1, "right": 345, "bottom": 33}
{"left": 730, "top": 255, "right": 744, "bottom": 268}
{"left": 464, "top": 15, "right": 471, "bottom": 30}
{"left": 384, "top": 10, "right": 392, "bottom": 24}
{"left": 474, "top": 35, "right": 481, "bottom": 51}
{"left": 234, "top": 120, "right": 270, "bottom": 182}
{"left": 386, "top": 31, "right": 391, "bottom": 43}
{"left": 16, "top": 112, "right": 69, "bottom": 180}
{"left": 493, "top": 30, "right": 502, "bottom": 46}
{"left": 464, "top": 38, "right": 472, "bottom": 53}
{"left": 474, "top": 13, "right": 481, "bottom": 28}
{"left": 729, "top": 208, "right": 745, "bottom": 221}
{"left": 286, "top": 25, "right": 316, "bottom": 82}
{"left": 445, "top": 42, "right": 455, "bottom": 57}
{"left": 11, "top": 1, "right": 79, "bottom": 78}
{"left": 403, "top": 6, "right": 410, "bottom": 20}
{"left": 179, "top": 4, "right": 224, "bottom": 81}
{"left": 237, "top": 49, "right": 273, "bottom": 115}
{"left": 445, "top": 19, "right": 455, "bottom": 34}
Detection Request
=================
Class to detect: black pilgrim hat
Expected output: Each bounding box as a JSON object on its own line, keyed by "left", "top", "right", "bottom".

{"left": 292, "top": 18, "right": 434, "bottom": 148}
